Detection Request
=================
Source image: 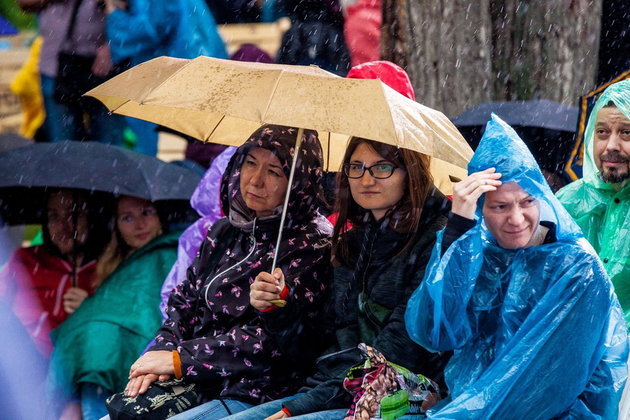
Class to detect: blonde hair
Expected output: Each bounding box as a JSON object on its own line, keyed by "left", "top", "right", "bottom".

{"left": 94, "top": 206, "right": 163, "bottom": 288}
{"left": 94, "top": 229, "right": 133, "bottom": 288}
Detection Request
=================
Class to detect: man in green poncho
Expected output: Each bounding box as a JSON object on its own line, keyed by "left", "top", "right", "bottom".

{"left": 557, "top": 79, "right": 630, "bottom": 325}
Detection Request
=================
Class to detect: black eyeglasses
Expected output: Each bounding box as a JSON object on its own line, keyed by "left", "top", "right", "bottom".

{"left": 343, "top": 163, "right": 398, "bottom": 179}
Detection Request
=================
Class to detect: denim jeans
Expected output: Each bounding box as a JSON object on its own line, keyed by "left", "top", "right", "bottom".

{"left": 222, "top": 395, "right": 347, "bottom": 420}
{"left": 40, "top": 74, "right": 126, "bottom": 145}
{"left": 80, "top": 383, "right": 110, "bottom": 420}
{"left": 168, "top": 399, "right": 254, "bottom": 420}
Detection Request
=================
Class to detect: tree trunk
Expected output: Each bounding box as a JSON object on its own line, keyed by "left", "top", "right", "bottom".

{"left": 382, "top": 0, "right": 602, "bottom": 117}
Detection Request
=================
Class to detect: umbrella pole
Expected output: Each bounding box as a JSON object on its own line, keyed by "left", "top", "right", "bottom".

{"left": 271, "top": 127, "right": 304, "bottom": 274}
{"left": 71, "top": 190, "right": 78, "bottom": 288}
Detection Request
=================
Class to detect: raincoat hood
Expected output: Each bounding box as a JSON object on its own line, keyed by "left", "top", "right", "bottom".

{"left": 346, "top": 60, "right": 416, "bottom": 100}
{"left": 582, "top": 79, "right": 630, "bottom": 187}
{"left": 469, "top": 114, "right": 582, "bottom": 243}
{"left": 556, "top": 80, "right": 630, "bottom": 327}
{"left": 191, "top": 161, "right": 225, "bottom": 218}
{"left": 220, "top": 124, "right": 324, "bottom": 231}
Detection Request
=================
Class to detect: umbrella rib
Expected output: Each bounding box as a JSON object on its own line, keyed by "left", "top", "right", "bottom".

{"left": 379, "top": 83, "right": 403, "bottom": 150}
{"left": 260, "top": 70, "right": 283, "bottom": 122}
{"left": 204, "top": 114, "right": 226, "bottom": 142}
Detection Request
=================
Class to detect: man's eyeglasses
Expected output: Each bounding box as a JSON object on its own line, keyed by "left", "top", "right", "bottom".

{"left": 343, "top": 163, "right": 398, "bottom": 179}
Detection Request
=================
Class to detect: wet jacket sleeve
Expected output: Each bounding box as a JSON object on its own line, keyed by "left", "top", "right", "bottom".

{"left": 149, "top": 230, "right": 263, "bottom": 382}
{"left": 441, "top": 212, "right": 476, "bottom": 256}
{"left": 258, "top": 247, "right": 332, "bottom": 361}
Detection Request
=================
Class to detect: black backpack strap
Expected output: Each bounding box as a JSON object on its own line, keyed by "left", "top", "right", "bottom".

{"left": 62, "top": 0, "right": 84, "bottom": 49}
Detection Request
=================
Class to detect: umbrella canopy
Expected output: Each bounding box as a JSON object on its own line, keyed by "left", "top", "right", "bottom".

{"left": 452, "top": 99, "right": 578, "bottom": 175}
{"left": 86, "top": 56, "right": 473, "bottom": 191}
{"left": 0, "top": 141, "right": 201, "bottom": 224}
{"left": 452, "top": 99, "right": 578, "bottom": 132}
{"left": 0, "top": 133, "right": 32, "bottom": 153}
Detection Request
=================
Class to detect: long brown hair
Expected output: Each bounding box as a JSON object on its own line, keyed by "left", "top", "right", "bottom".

{"left": 332, "top": 138, "right": 433, "bottom": 264}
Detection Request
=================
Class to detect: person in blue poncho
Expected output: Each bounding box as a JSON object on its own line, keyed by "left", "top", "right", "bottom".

{"left": 404, "top": 114, "right": 628, "bottom": 419}
{"left": 103, "top": 0, "right": 228, "bottom": 156}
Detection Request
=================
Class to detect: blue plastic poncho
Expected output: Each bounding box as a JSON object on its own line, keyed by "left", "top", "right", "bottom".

{"left": 405, "top": 115, "right": 628, "bottom": 419}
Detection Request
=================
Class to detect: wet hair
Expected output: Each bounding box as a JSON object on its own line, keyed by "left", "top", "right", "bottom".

{"left": 332, "top": 137, "right": 433, "bottom": 264}
{"left": 42, "top": 189, "right": 112, "bottom": 264}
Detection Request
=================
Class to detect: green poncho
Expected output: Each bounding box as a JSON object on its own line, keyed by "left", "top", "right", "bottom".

{"left": 557, "top": 79, "right": 630, "bottom": 326}
{"left": 49, "top": 231, "right": 179, "bottom": 395}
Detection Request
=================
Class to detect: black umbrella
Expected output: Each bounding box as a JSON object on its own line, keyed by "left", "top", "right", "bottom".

{"left": 452, "top": 99, "right": 578, "bottom": 175}
{"left": 0, "top": 141, "right": 201, "bottom": 225}
{"left": 0, "top": 133, "right": 32, "bottom": 153}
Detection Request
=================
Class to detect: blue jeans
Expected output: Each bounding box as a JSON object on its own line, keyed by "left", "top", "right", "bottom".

{"left": 40, "top": 74, "right": 126, "bottom": 144}
{"left": 222, "top": 395, "right": 347, "bottom": 420}
{"left": 80, "top": 383, "right": 109, "bottom": 420}
{"left": 168, "top": 399, "right": 254, "bottom": 420}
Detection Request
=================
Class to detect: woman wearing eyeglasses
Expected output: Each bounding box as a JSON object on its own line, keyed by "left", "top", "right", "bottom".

{"left": 48, "top": 196, "right": 180, "bottom": 420}
{"left": 221, "top": 137, "right": 453, "bottom": 420}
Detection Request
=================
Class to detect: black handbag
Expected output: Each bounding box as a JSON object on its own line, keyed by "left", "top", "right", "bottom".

{"left": 54, "top": 0, "right": 128, "bottom": 104}
{"left": 105, "top": 379, "right": 208, "bottom": 420}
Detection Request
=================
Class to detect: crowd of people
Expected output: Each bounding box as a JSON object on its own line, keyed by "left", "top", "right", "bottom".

{"left": 12, "top": 0, "right": 379, "bottom": 157}
{"left": 1, "top": 1, "right": 630, "bottom": 419}
{"left": 1, "top": 76, "right": 629, "bottom": 420}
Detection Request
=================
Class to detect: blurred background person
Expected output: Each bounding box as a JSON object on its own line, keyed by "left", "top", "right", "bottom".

{"left": 341, "top": 0, "right": 380, "bottom": 67}
{"left": 276, "top": 0, "right": 350, "bottom": 76}
{"left": 48, "top": 195, "right": 180, "bottom": 420}
{"left": 0, "top": 188, "right": 111, "bottom": 358}
{"left": 18, "top": 0, "right": 127, "bottom": 144}
{"left": 103, "top": 0, "right": 228, "bottom": 156}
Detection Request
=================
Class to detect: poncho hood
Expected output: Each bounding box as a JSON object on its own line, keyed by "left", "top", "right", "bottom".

{"left": 469, "top": 114, "right": 583, "bottom": 243}
{"left": 582, "top": 79, "right": 630, "bottom": 188}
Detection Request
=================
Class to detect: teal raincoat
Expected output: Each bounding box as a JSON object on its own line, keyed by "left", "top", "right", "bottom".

{"left": 49, "top": 231, "right": 180, "bottom": 396}
{"left": 405, "top": 115, "right": 628, "bottom": 419}
{"left": 557, "top": 79, "right": 630, "bottom": 326}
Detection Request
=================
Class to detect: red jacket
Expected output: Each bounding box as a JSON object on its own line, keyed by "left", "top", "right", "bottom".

{"left": 0, "top": 246, "right": 96, "bottom": 357}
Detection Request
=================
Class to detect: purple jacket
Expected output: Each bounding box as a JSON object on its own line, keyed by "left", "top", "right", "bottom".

{"left": 159, "top": 147, "right": 236, "bottom": 318}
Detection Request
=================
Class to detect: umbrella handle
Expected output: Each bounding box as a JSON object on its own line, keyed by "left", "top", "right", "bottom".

{"left": 270, "top": 127, "right": 304, "bottom": 277}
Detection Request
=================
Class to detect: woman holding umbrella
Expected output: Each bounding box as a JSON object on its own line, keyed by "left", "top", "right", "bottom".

{"left": 0, "top": 188, "right": 111, "bottom": 357}
{"left": 48, "top": 195, "right": 179, "bottom": 420}
{"left": 101, "top": 124, "right": 332, "bottom": 419}
{"left": 212, "top": 136, "right": 452, "bottom": 420}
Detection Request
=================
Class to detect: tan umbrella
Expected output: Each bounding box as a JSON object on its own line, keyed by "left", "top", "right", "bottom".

{"left": 87, "top": 56, "right": 471, "bottom": 187}
{"left": 87, "top": 56, "right": 472, "bottom": 281}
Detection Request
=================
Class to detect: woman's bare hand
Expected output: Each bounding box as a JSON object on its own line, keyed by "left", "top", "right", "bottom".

{"left": 63, "top": 287, "right": 88, "bottom": 314}
{"left": 128, "top": 350, "right": 175, "bottom": 379}
{"left": 451, "top": 168, "right": 502, "bottom": 219}
{"left": 265, "top": 410, "right": 288, "bottom": 420}
{"left": 250, "top": 268, "right": 285, "bottom": 311}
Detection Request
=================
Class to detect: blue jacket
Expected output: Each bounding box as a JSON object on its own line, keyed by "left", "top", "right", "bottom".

{"left": 405, "top": 115, "right": 628, "bottom": 419}
{"left": 106, "top": 0, "right": 227, "bottom": 66}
